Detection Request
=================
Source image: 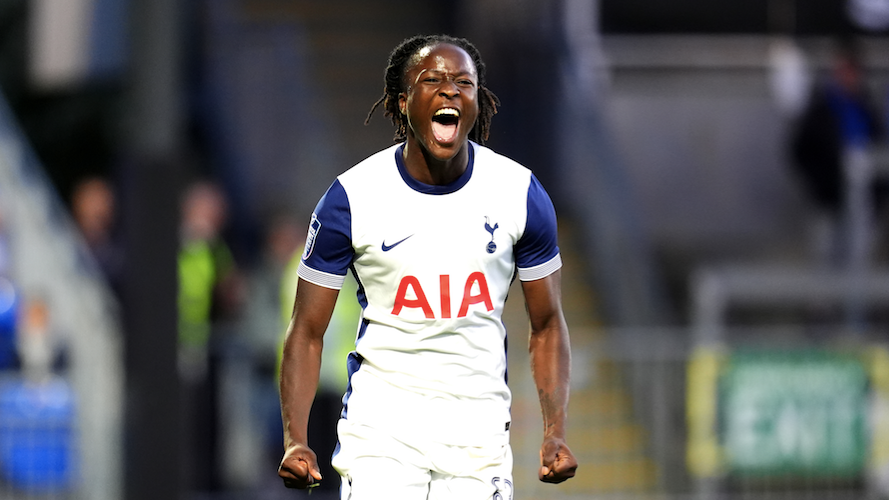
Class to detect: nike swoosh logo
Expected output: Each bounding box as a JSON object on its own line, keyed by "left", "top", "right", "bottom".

{"left": 382, "top": 235, "right": 413, "bottom": 252}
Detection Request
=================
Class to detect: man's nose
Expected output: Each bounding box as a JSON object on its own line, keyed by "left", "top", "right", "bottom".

{"left": 439, "top": 80, "right": 459, "bottom": 97}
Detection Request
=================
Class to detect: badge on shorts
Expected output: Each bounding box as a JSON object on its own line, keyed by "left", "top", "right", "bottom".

{"left": 303, "top": 213, "right": 321, "bottom": 260}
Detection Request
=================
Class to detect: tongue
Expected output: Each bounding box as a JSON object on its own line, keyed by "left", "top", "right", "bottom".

{"left": 432, "top": 122, "right": 458, "bottom": 143}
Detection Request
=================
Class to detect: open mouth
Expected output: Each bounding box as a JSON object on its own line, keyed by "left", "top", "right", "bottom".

{"left": 432, "top": 108, "right": 460, "bottom": 143}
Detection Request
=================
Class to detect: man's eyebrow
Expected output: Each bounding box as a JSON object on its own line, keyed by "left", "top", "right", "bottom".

{"left": 423, "top": 69, "right": 476, "bottom": 77}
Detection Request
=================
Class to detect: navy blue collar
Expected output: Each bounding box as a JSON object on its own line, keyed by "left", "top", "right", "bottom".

{"left": 395, "top": 143, "right": 474, "bottom": 195}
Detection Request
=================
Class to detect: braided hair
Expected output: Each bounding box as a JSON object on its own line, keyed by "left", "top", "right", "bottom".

{"left": 365, "top": 34, "right": 500, "bottom": 145}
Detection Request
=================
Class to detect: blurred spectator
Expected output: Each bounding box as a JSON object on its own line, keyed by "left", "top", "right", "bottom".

{"left": 177, "top": 179, "right": 243, "bottom": 377}
{"left": 70, "top": 176, "right": 124, "bottom": 296}
{"left": 177, "top": 179, "right": 244, "bottom": 494}
{"left": 17, "top": 295, "right": 55, "bottom": 382}
{"left": 789, "top": 38, "right": 888, "bottom": 266}
{"left": 243, "top": 213, "right": 303, "bottom": 358}
{"left": 1, "top": 294, "right": 78, "bottom": 493}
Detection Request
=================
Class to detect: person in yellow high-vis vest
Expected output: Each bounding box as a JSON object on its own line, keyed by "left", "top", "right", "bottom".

{"left": 177, "top": 180, "right": 242, "bottom": 493}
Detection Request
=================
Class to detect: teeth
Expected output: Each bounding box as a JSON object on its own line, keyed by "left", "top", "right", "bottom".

{"left": 434, "top": 108, "right": 460, "bottom": 117}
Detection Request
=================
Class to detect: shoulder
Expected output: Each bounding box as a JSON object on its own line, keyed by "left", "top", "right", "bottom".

{"left": 470, "top": 142, "right": 533, "bottom": 190}
{"left": 338, "top": 143, "right": 402, "bottom": 187}
{"left": 471, "top": 142, "right": 530, "bottom": 175}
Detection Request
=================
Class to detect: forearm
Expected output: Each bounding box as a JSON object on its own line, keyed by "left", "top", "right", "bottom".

{"left": 279, "top": 326, "right": 323, "bottom": 448}
{"left": 278, "top": 279, "right": 339, "bottom": 450}
{"left": 522, "top": 269, "right": 578, "bottom": 482}
{"left": 529, "top": 321, "right": 571, "bottom": 439}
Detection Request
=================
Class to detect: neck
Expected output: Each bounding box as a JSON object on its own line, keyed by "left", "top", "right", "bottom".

{"left": 402, "top": 139, "right": 469, "bottom": 186}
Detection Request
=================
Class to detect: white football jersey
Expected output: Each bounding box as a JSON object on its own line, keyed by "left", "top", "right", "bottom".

{"left": 298, "top": 141, "right": 561, "bottom": 445}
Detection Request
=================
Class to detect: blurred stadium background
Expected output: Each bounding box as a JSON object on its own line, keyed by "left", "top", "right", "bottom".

{"left": 2, "top": 0, "right": 889, "bottom": 499}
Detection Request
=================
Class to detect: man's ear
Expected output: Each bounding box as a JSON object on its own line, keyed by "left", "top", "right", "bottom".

{"left": 398, "top": 93, "right": 407, "bottom": 115}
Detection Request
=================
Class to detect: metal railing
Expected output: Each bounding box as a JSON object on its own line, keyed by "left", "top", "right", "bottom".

{"left": 505, "top": 325, "right": 887, "bottom": 500}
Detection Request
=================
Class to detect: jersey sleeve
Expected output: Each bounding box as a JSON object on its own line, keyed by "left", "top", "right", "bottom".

{"left": 515, "top": 174, "right": 562, "bottom": 281}
{"left": 297, "top": 179, "right": 354, "bottom": 289}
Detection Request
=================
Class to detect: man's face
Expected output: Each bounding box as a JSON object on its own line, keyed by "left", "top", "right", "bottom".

{"left": 399, "top": 43, "right": 479, "bottom": 162}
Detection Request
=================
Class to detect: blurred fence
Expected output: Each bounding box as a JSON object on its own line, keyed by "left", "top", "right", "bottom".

{"left": 0, "top": 93, "right": 123, "bottom": 499}
{"left": 506, "top": 325, "right": 889, "bottom": 500}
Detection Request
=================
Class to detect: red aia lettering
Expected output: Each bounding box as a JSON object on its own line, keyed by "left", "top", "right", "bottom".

{"left": 457, "top": 272, "right": 494, "bottom": 316}
{"left": 391, "top": 273, "right": 492, "bottom": 319}
{"left": 391, "top": 275, "right": 435, "bottom": 318}
{"left": 440, "top": 275, "right": 451, "bottom": 319}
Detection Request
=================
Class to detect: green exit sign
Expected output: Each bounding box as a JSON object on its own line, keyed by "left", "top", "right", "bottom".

{"left": 720, "top": 351, "right": 869, "bottom": 477}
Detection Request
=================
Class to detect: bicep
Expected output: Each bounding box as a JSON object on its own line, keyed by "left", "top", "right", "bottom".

{"left": 286, "top": 279, "right": 341, "bottom": 343}
{"left": 521, "top": 270, "right": 565, "bottom": 335}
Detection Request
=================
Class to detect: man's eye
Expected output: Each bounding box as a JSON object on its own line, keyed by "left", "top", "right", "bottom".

{"left": 458, "top": 80, "right": 475, "bottom": 87}
{"left": 424, "top": 77, "right": 440, "bottom": 84}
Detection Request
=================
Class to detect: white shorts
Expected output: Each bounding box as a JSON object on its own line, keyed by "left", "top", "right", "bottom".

{"left": 332, "top": 418, "right": 514, "bottom": 500}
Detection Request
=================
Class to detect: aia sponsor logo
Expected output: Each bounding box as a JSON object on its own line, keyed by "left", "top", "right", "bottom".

{"left": 391, "top": 272, "right": 493, "bottom": 319}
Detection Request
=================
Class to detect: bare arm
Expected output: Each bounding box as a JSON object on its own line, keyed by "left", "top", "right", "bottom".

{"left": 521, "top": 269, "right": 578, "bottom": 483}
{"left": 278, "top": 278, "right": 340, "bottom": 489}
